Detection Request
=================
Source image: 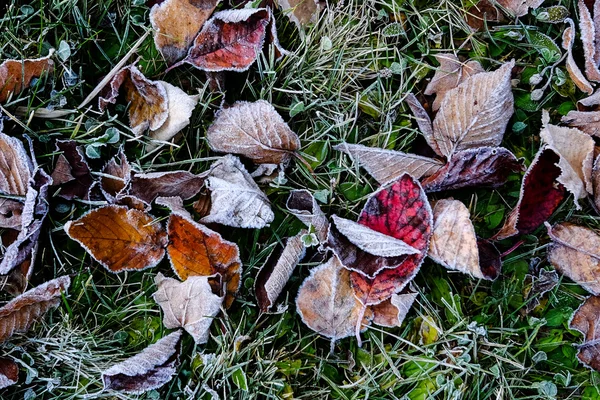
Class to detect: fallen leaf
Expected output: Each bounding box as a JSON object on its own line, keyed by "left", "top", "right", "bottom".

{"left": 279, "top": 0, "right": 320, "bottom": 29}
{"left": 523, "top": 269, "right": 558, "bottom": 312}
{"left": 255, "top": 231, "right": 306, "bottom": 312}
{"left": 561, "top": 110, "right": 600, "bottom": 137}
{"left": 370, "top": 291, "right": 418, "bottom": 328}
{"left": 578, "top": 0, "right": 600, "bottom": 82}
{"left": 286, "top": 189, "right": 329, "bottom": 243}
{"left": 182, "top": 8, "right": 271, "bottom": 72}
{"left": 0, "top": 276, "right": 70, "bottom": 343}
{"left": 64, "top": 205, "right": 168, "bottom": 273}
{"left": 424, "top": 54, "right": 484, "bottom": 111}
{"left": 296, "top": 256, "right": 372, "bottom": 348}
{"left": 0, "top": 358, "right": 18, "bottom": 389}
{"left": 158, "top": 196, "right": 242, "bottom": 308}
{"left": 594, "top": 155, "right": 600, "bottom": 211}
{"left": 494, "top": 148, "right": 565, "bottom": 240}
{"left": 429, "top": 199, "right": 500, "bottom": 280}
{"left": 540, "top": 110, "right": 594, "bottom": 208}
{"left": 431, "top": 60, "right": 514, "bottom": 157}
{"left": 496, "top": 0, "right": 544, "bottom": 17}
{"left": 150, "top": 0, "right": 220, "bottom": 64}
{"left": 547, "top": 222, "right": 600, "bottom": 295}
{"left": 100, "top": 149, "right": 131, "bottom": 201}
{"left": 153, "top": 273, "right": 223, "bottom": 344}
{"left": 0, "top": 52, "right": 54, "bottom": 103}
{"left": 266, "top": 14, "right": 290, "bottom": 61}
{"left": 201, "top": 155, "right": 274, "bottom": 229}
{"left": 206, "top": 100, "right": 300, "bottom": 164}
{"left": 0, "top": 132, "right": 33, "bottom": 196}
{"left": 102, "top": 330, "right": 182, "bottom": 394}
{"left": 334, "top": 142, "right": 444, "bottom": 183}
{"left": 128, "top": 170, "right": 205, "bottom": 204}
{"left": 0, "top": 199, "right": 24, "bottom": 230}
{"left": 569, "top": 295, "right": 600, "bottom": 371}
{"left": 98, "top": 65, "right": 169, "bottom": 136}
{"left": 349, "top": 174, "right": 433, "bottom": 306}
{"left": 421, "top": 147, "right": 523, "bottom": 192}
{"left": 466, "top": 0, "right": 504, "bottom": 31}
{"left": 0, "top": 254, "right": 34, "bottom": 296}
{"left": 51, "top": 140, "right": 95, "bottom": 200}
{"left": 149, "top": 81, "right": 199, "bottom": 143}
{"left": 562, "top": 19, "right": 594, "bottom": 95}
{"left": 404, "top": 94, "right": 437, "bottom": 156}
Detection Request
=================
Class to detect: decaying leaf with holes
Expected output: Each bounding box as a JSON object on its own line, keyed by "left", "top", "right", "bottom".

{"left": 255, "top": 231, "right": 306, "bottom": 312}
{"left": 64, "top": 205, "right": 168, "bottom": 273}
{"left": 206, "top": 100, "right": 300, "bottom": 165}
{"left": 0, "top": 358, "right": 18, "bottom": 389}
{"left": 0, "top": 276, "right": 70, "bottom": 343}
{"left": 569, "top": 296, "right": 600, "bottom": 371}
{"left": 0, "top": 51, "right": 54, "bottom": 103}
{"left": 201, "top": 155, "right": 274, "bottom": 229}
{"left": 102, "top": 330, "right": 182, "bottom": 394}
{"left": 150, "top": 0, "right": 221, "bottom": 64}
{"left": 153, "top": 273, "right": 223, "bottom": 344}
{"left": 286, "top": 189, "right": 329, "bottom": 243}
{"left": 546, "top": 222, "right": 600, "bottom": 295}
{"left": 157, "top": 196, "right": 242, "bottom": 308}
{"left": 429, "top": 199, "right": 500, "bottom": 280}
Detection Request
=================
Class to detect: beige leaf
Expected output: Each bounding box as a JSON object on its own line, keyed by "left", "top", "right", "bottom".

{"left": 370, "top": 292, "right": 418, "bottom": 328}
{"left": 0, "top": 132, "right": 33, "bottom": 196}
{"left": 279, "top": 0, "right": 320, "bottom": 28}
{"left": 594, "top": 154, "right": 600, "bottom": 211}
{"left": 547, "top": 222, "right": 600, "bottom": 295}
{"left": 286, "top": 189, "right": 329, "bottom": 243}
{"left": 562, "top": 19, "right": 594, "bottom": 95}
{"left": 102, "top": 330, "right": 182, "bottom": 394}
{"left": 578, "top": 0, "right": 600, "bottom": 82}
{"left": 496, "top": 0, "right": 544, "bottom": 17}
{"left": 334, "top": 142, "right": 443, "bottom": 183}
{"left": 431, "top": 60, "right": 515, "bottom": 157}
{"left": 149, "top": 81, "right": 199, "bottom": 143}
{"left": 0, "top": 276, "right": 70, "bottom": 343}
{"left": 153, "top": 273, "right": 223, "bottom": 344}
{"left": 561, "top": 110, "right": 600, "bottom": 137}
{"left": 296, "top": 256, "right": 372, "bottom": 348}
{"left": 206, "top": 100, "right": 300, "bottom": 164}
{"left": 424, "top": 54, "right": 484, "bottom": 111}
{"left": 404, "top": 94, "right": 438, "bottom": 155}
{"left": 331, "top": 215, "right": 419, "bottom": 257}
{"left": 540, "top": 110, "right": 595, "bottom": 208}
{"left": 255, "top": 231, "right": 306, "bottom": 312}
{"left": 201, "top": 155, "right": 274, "bottom": 228}
{"left": 570, "top": 295, "right": 600, "bottom": 371}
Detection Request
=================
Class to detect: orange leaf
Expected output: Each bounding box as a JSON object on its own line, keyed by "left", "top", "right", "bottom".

{"left": 0, "top": 52, "right": 54, "bottom": 103}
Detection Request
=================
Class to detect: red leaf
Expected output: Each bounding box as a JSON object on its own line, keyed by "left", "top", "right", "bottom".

{"left": 349, "top": 175, "right": 433, "bottom": 306}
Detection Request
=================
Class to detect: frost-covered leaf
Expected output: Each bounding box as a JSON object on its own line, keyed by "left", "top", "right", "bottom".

{"left": 523, "top": 269, "right": 558, "bottom": 312}
{"left": 51, "top": 140, "right": 94, "bottom": 200}
{"left": 0, "top": 358, "right": 18, "bottom": 389}
{"left": 370, "top": 291, "right": 418, "bottom": 328}
{"left": 0, "top": 52, "right": 54, "bottom": 102}
{"left": 562, "top": 19, "right": 594, "bottom": 95}
{"left": 149, "top": 81, "right": 199, "bottom": 143}
{"left": 570, "top": 295, "right": 600, "bottom": 371}
{"left": 561, "top": 110, "right": 600, "bottom": 137}
{"left": 0, "top": 132, "right": 33, "bottom": 197}
{"left": 100, "top": 150, "right": 131, "bottom": 201}
{"left": 286, "top": 189, "right": 329, "bottom": 243}
{"left": 578, "top": 0, "right": 600, "bottom": 82}
{"left": 128, "top": 171, "right": 205, "bottom": 204}
{"left": 497, "top": 0, "right": 544, "bottom": 17}
{"left": 279, "top": 0, "right": 320, "bottom": 28}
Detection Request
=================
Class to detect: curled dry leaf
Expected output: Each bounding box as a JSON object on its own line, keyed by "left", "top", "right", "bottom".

{"left": 370, "top": 291, "right": 418, "bottom": 328}
{"left": 201, "top": 155, "right": 274, "bottom": 229}
{"left": 153, "top": 273, "right": 223, "bottom": 344}
{"left": 523, "top": 269, "right": 558, "bottom": 313}
{"left": 206, "top": 100, "right": 300, "bottom": 164}
{"left": 102, "top": 330, "right": 182, "bottom": 394}
{"left": 51, "top": 140, "right": 95, "bottom": 200}
{"left": 0, "top": 132, "right": 33, "bottom": 230}
{"left": 404, "top": 94, "right": 436, "bottom": 154}
{"left": 0, "top": 52, "right": 54, "bottom": 103}
{"left": 496, "top": 0, "right": 544, "bottom": 17}
{"left": 562, "top": 19, "right": 594, "bottom": 95}
{"left": 349, "top": 174, "right": 433, "bottom": 306}
{"left": 540, "top": 110, "right": 594, "bottom": 208}
{"left": 561, "top": 110, "right": 600, "bottom": 137}
{"left": 431, "top": 60, "right": 514, "bottom": 157}
{"left": 0, "top": 358, "right": 18, "bottom": 389}
{"left": 429, "top": 199, "right": 500, "bottom": 280}
{"left": 296, "top": 256, "right": 372, "bottom": 348}
{"left": 150, "top": 0, "right": 221, "bottom": 64}
{"left": 547, "top": 222, "right": 600, "bottom": 295}
{"left": 465, "top": 0, "right": 504, "bottom": 31}
{"left": 149, "top": 81, "right": 199, "bottom": 143}
{"left": 0, "top": 276, "right": 70, "bottom": 343}
{"left": 595, "top": 155, "right": 600, "bottom": 211}
{"left": 100, "top": 149, "right": 131, "bottom": 201}
{"left": 279, "top": 0, "right": 320, "bottom": 29}
{"left": 421, "top": 147, "right": 523, "bottom": 193}
{"left": 158, "top": 196, "right": 242, "bottom": 308}
{"left": 128, "top": 170, "right": 205, "bottom": 204}
{"left": 494, "top": 148, "right": 565, "bottom": 240}
{"left": 424, "top": 54, "right": 484, "bottom": 112}
{"left": 255, "top": 231, "right": 306, "bottom": 312}
{"left": 578, "top": 0, "right": 600, "bottom": 82}
{"left": 286, "top": 189, "right": 329, "bottom": 243}
{"left": 64, "top": 205, "right": 168, "bottom": 273}
{"left": 334, "top": 142, "right": 444, "bottom": 183}
{"left": 569, "top": 295, "right": 600, "bottom": 371}
{"left": 182, "top": 9, "right": 271, "bottom": 72}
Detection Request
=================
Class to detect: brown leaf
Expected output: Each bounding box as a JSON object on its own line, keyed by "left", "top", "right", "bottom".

{"left": 370, "top": 291, "right": 418, "bottom": 328}
{"left": 206, "top": 100, "right": 300, "bottom": 164}
{"left": 98, "top": 66, "right": 169, "bottom": 136}
{"left": 0, "top": 358, "right": 18, "bottom": 389}
{"left": 100, "top": 150, "right": 131, "bottom": 201}
{"left": 569, "top": 295, "right": 600, "bottom": 371}
{"left": 150, "top": 0, "right": 221, "bottom": 64}
{"left": 465, "top": 0, "right": 504, "bottom": 31}
{"left": 296, "top": 256, "right": 372, "bottom": 347}
{"left": 578, "top": 0, "right": 600, "bottom": 82}
{"left": 421, "top": 147, "right": 524, "bottom": 192}
{"left": 562, "top": 19, "right": 594, "bottom": 95}
{"left": 255, "top": 231, "right": 306, "bottom": 312}
{"left": 429, "top": 199, "right": 500, "bottom": 280}
{"left": 279, "top": 0, "right": 320, "bottom": 29}
{"left": 201, "top": 155, "right": 274, "bottom": 228}
{"left": 286, "top": 189, "right": 329, "bottom": 243}
{"left": 540, "top": 110, "right": 595, "bottom": 208}
{"left": 0, "top": 132, "right": 33, "bottom": 196}
{"left": 424, "top": 54, "right": 484, "bottom": 112}
{"left": 431, "top": 60, "right": 514, "bottom": 157}
{"left": 404, "top": 94, "right": 438, "bottom": 155}
{"left": 0, "top": 276, "right": 70, "bottom": 343}
{"left": 0, "top": 255, "right": 34, "bottom": 296}
{"left": 561, "top": 110, "right": 600, "bottom": 137}
{"left": 102, "top": 330, "right": 182, "bottom": 394}
{"left": 51, "top": 140, "right": 95, "bottom": 200}
{"left": 127, "top": 170, "right": 205, "bottom": 204}
{"left": 547, "top": 222, "right": 600, "bottom": 295}
{"left": 64, "top": 205, "right": 168, "bottom": 273}
{"left": 0, "top": 52, "right": 54, "bottom": 103}
{"left": 523, "top": 269, "right": 558, "bottom": 313}
{"left": 594, "top": 154, "right": 600, "bottom": 211}
{"left": 334, "top": 142, "right": 443, "bottom": 183}
{"left": 496, "top": 0, "right": 544, "bottom": 17}
{"left": 158, "top": 196, "right": 242, "bottom": 308}
{"left": 153, "top": 273, "right": 223, "bottom": 344}
{"left": 182, "top": 8, "right": 271, "bottom": 72}
{"left": 0, "top": 199, "right": 24, "bottom": 230}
